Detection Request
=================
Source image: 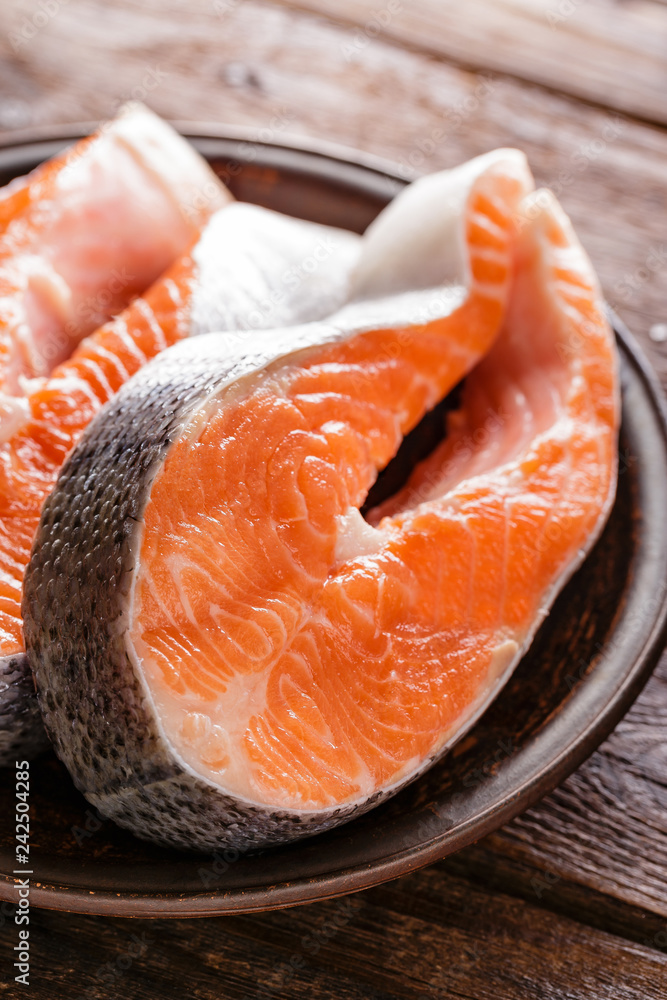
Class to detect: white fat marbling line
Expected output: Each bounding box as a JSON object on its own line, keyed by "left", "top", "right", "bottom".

{"left": 334, "top": 507, "right": 385, "bottom": 565}
{"left": 0, "top": 392, "right": 31, "bottom": 444}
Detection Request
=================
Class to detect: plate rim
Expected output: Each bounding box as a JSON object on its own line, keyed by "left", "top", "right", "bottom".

{"left": 0, "top": 118, "right": 420, "bottom": 181}
{"left": 0, "top": 129, "right": 666, "bottom": 917}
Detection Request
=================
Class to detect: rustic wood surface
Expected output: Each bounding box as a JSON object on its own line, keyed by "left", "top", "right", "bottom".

{"left": 1, "top": 0, "right": 667, "bottom": 997}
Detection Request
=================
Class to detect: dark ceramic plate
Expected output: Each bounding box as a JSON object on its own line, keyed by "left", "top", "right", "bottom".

{"left": 1, "top": 128, "right": 666, "bottom": 917}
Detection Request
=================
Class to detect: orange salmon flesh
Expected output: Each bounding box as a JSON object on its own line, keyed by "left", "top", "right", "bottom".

{"left": 19, "top": 144, "right": 619, "bottom": 852}
{"left": 126, "top": 189, "right": 617, "bottom": 812}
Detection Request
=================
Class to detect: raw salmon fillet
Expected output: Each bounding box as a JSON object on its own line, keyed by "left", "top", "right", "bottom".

{"left": 0, "top": 202, "right": 360, "bottom": 763}
{"left": 1, "top": 150, "right": 526, "bottom": 765}
{"left": 22, "top": 152, "right": 544, "bottom": 849}
{"left": 0, "top": 102, "right": 229, "bottom": 399}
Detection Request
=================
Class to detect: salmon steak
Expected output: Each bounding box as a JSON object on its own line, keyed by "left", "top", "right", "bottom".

{"left": 24, "top": 147, "right": 626, "bottom": 855}
{"left": 0, "top": 148, "right": 520, "bottom": 763}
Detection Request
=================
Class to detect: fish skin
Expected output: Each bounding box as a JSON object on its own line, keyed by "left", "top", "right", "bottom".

{"left": 22, "top": 152, "right": 533, "bottom": 850}
{"left": 0, "top": 654, "right": 49, "bottom": 761}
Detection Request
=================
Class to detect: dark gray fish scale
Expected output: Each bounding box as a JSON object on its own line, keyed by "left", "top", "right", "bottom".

{"left": 22, "top": 333, "right": 386, "bottom": 852}
{"left": 0, "top": 654, "right": 50, "bottom": 764}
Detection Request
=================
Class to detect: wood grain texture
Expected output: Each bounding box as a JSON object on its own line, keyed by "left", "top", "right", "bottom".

{"left": 491, "top": 665, "right": 667, "bottom": 917}
{"left": 1, "top": 864, "right": 666, "bottom": 1000}
{"left": 0, "top": 0, "right": 666, "bottom": 995}
{"left": 7, "top": 0, "right": 666, "bottom": 124}
{"left": 273, "top": 0, "right": 667, "bottom": 125}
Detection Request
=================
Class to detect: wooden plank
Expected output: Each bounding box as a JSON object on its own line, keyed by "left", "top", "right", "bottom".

{"left": 1, "top": 864, "right": 666, "bottom": 999}
{"left": 487, "top": 656, "right": 667, "bottom": 916}
{"left": 0, "top": 0, "right": 666, "bottom": 924}
{"left": 446, "top": 840, "right": 667, "bottom": 947}
{"left": 270, "top": 0, "right": 667, "bottom": 126}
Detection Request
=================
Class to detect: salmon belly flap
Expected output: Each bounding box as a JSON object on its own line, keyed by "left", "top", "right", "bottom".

{"left": 20, "top": 149, "right": 561, "bottom": 850}
{"left": 0, "top": 103, "right": 231, "bottom": 650}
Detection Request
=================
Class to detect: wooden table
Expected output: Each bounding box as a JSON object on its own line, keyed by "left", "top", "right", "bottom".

{"left": 1, "top": 1, "right": 667, "bottom": 996}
